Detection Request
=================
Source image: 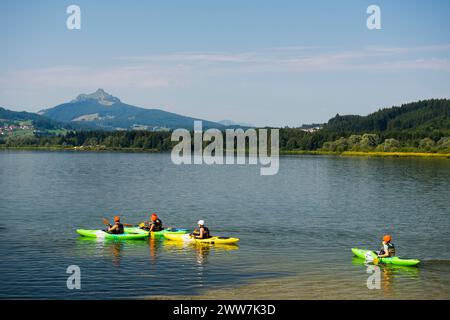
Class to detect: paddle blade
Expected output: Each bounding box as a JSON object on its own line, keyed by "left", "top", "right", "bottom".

{"left": 102, "top": 218, "right": 110, "bottom": 225}
{"left": 364, "top": 251, "right": 378, "bottom": 264}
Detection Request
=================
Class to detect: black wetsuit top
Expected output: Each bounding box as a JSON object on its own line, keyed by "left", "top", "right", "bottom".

{"left": 109, "top": 223, "right": 124, "bottom": 234}
{"left": 193, "top": 226, "right": 210, "bottom": 239}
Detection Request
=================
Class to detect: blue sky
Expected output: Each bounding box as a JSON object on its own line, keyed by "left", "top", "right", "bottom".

{"left": 1, "top": 0, "right": 450, "bottom": 126}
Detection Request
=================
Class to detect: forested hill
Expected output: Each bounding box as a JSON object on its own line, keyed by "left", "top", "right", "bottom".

{"left": 2, "top": 99, "right": 450, "bottom": 153}
{"left": 0, "top": 107, "right": 65, "bottom": 130}
{"left": 1, "top": 107, "right": 43, "bottom": 122}
{"left": 322, "top": 99, "right": 450, "bottom": 135}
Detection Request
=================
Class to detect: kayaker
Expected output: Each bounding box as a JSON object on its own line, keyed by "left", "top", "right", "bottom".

{"left": 377, "top": 234, "right": 396, "bottom": 258}
{"left": 191, "top": 220, "right": 211, "bottom": 239}
{"left": 140, "top": 213, "right": 163, "bottom": 232}
{"left": 107, "top": 216, "right": 124, "bottom": 234}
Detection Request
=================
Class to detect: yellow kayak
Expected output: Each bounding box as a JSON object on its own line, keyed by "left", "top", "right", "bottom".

{"left": 163, "top": 233, "right": 240, "bottom": 244}
{"left": 163, "top": 240, "right": 239, "bottom": 251}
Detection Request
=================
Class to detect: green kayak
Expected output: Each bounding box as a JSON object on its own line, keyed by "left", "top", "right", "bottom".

{"left": 124, "top": 227, "right": 188, "bottom": 238}
{"left": 76, "top": 229, "right": 149, "bottom": 240}
{"left": 352, "top": 248, "right": 420, "bottom": 266}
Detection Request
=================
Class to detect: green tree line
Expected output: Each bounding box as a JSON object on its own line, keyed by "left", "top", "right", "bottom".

{"left": 1, "top": 99, "right": 449, "bottom": 153}
{"left": 2, "top": 128, "right": 449, "bottom": 153}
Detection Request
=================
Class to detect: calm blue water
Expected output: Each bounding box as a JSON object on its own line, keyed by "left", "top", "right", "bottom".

{"left": 0, "top": 151, "right": 449, "bottom": 299}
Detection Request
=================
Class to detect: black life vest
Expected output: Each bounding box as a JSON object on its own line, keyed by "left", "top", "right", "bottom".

{"left": 194, "top": 226, "right": 210, "bottom": 239}
{"left": 387, "top": 243, "right": 395, "bottom": 256}
{"left": 141, "top": 219, "right": 163, "bottom": 231}
{"left": 152, "top": 219, "right": 163, "bottom": 231}
{"left": 110, "top": 223, "right": 124, "bottom": 234}
{"left": 381, "top": 242, "right": 395, "bottom": 256}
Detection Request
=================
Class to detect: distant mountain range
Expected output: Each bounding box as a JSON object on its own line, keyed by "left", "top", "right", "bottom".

{"left": 2, "top": 94, "right": 449, "bottom": 137}
{"left": 38, "top": 89, "right": 227, "bottom": 131}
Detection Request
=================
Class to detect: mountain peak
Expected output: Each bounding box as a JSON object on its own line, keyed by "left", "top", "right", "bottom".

{"left": 72, "top": 89, "right": 121, "bottom": 106}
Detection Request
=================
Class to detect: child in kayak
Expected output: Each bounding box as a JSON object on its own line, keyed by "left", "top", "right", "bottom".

{"left": 140, "top": 213, "right": 163, "bottom": 232}
{"left": 107, "top": 216, "right": 124, "bottom": 234}
{"left": 191, "top": 220, "right": 211, "bottom": 239}
{"left": 377, "top": 234, "right": 396, "bottom": 258}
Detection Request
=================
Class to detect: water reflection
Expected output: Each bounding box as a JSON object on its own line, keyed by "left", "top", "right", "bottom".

{"left": 75, "top": 237, "right": 149, "bottom": 266}
{"left": 148, "top": 238, "right": 162, "bottom": 265}
{"left": 74, "top": 237, "right": 241, "bottom": 270}
{"left": 161, "top": 241, "right": 240, "bottom": 289}
{"left": 352, "top": 257, "right": 420, "bottom": 296}
{"left": 162, "top": 241, "right": 239, "bottom": 266}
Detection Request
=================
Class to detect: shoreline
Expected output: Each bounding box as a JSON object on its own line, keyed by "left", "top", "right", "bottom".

{"left": 281, "top": 150, "right": 450, "bottom": 158}
{"left": 0, "top": 146, "right": 162, "bottom": 153}
{"left": 1, "top": 146, "right": 449, "bottom": 158}
{"left": 341, "top": 151, "right": 450, "bottom": 158}
{"left": 143, "top": 270, "right": 450, "bottom": 300}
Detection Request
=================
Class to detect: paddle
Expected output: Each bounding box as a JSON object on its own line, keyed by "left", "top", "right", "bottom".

{"left": 364, "top": 251, "right": 379, "bottom": 265}
{"left": 102, "top": 217, "right": 135, "bottom": 227}
{"left": 371, "top": 252, "right": 380, "bottom": 265}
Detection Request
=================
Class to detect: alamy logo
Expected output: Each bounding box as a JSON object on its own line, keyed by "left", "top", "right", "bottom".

{"left": 366, "top": 265, "right": 381, "bottom": 289}
{"left": 367, "top": 5, "right": 381, "bottom": 30}
{"left": 171, "top": 121, "right": 279, "bottom": 175}
{"left": 66, "top": 5, "right": 81, "bottom": 30}
{"left": 66, "top": 265, "right": 81, "bottom": 290}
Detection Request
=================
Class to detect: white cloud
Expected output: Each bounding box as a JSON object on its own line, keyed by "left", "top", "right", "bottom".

{"left": 0, "top": 65, "right": 189, "bottom": 90}
{"left": 116, "top": 44, "right": 450, "bottom": 73}
{"left": 1, "top": 44, "right": 449, "bottom": 92}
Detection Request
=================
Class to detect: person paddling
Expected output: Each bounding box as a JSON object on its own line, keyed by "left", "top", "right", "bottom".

{"left": 107, "top": 216, "right": 124, "bottom": 234}
{"left": 140, "top": 213, "right": 163, "bottom": 232}
{"left": 377, "top": 234, "right": 395, "bottom": 258}
{"left": 191, "top": 220, "right": 211, "bottom": 239}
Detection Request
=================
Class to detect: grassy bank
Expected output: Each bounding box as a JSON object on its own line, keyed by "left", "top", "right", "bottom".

{"left": 280, "top": 150, "right": 338, "bottom": 156}
{"left": 281, "top": 149, "right": 450, "bottom": 158}
{"left": 341, "top": 151, "right": 450, "bottom": 158}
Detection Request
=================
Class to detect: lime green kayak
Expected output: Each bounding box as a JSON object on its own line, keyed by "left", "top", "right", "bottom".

{"left": 164, "top": 233, "right": 240, "bottom": 244}
{"left": 124, "top": 227, "right": 188, "bottom": 238}
{"left": 76, "top": 229, "right": 149, "bottom": 240}
{"left": 352, "top": 248, "right": 420, "bottom": 266}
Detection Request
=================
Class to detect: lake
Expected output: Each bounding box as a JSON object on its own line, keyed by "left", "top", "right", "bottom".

{"left": 0, "top": 151, "right": 449, "bottom": 299}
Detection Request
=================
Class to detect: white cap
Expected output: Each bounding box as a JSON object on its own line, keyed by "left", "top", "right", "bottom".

{"left": 198, "top": 220, "right": 205, "bottom": 226}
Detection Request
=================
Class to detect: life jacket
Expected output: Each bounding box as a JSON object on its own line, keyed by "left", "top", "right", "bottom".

{"left": 141, "top": 219, "right": 163, "bottom": 231}
{"left": 381, "top": 242, "right": 395, "bottom": 257}
{"left": 152, "top": 218, "right": 163, "bottom": 231}
{"left": 387, "top": 243, "right": 395, "bottom": 256}
{"left": 110, "top": 223, "right": 124, "bottom": 234}
{"left": 194, "top": 227, "right": 211, "bottom": 239}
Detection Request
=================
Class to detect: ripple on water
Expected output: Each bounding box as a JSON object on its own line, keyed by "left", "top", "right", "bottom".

{"left": 0, "top": 152, "right": 449, "bottom": 299}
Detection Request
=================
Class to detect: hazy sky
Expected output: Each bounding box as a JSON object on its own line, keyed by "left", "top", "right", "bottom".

{"left": 1, "top": 0, "right": 450, "bottom": 126}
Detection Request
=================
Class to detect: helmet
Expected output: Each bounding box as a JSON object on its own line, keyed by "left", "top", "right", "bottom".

{"left": 114, "top": 216, "right": 120, "bottom": 222}
{"left": 151, "top": 213, "right": 157, "bottom": 221}
{"left": 197, "top": 220, "right": 205, "bottom": 226}
{"left": 383, "top": 234, "right": 391, "bottom": 243}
